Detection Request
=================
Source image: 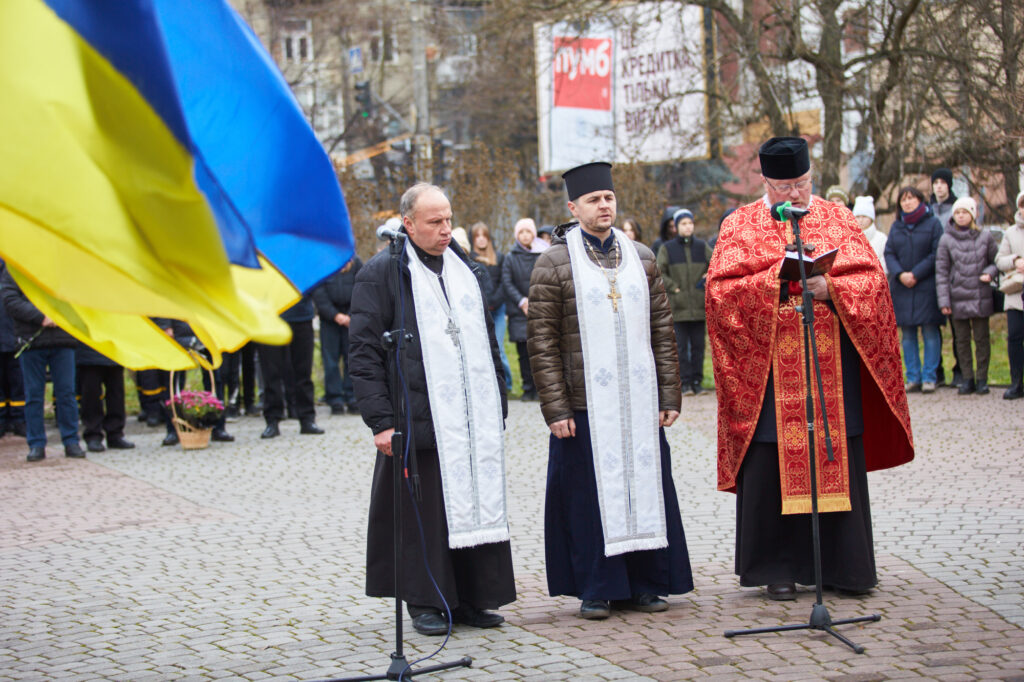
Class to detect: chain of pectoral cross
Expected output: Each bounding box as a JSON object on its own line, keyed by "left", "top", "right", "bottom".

{"left": 582, "top": 233, "right": 623, "bottom": 312}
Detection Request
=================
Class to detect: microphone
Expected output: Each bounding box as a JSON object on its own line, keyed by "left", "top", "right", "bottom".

{"left": 376, "top": 223, "right": 406, "bottom": 242}
{"left": 771, "top": 201, "right": 810, "bottom": 221}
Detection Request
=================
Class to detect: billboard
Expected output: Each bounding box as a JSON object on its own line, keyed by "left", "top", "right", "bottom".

{"left": 534, "top": 2, "right": 708, "bottom": 173}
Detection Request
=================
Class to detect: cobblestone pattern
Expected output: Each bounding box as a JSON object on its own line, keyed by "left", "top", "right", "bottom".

{"left": 0, "top": 386, "right": 1021, "bottom": 680}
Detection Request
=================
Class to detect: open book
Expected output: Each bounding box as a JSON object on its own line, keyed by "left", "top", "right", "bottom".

{"left": 778, "top": 247, "right": 838, "bottom": 281}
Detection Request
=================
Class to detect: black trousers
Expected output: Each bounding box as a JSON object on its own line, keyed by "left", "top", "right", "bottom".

{"left": 0, "top": 351, "right": 25, "bottom": 426}
{"left": 673, "top": 320, "right": 706, "bottom": 386}
{"left": 221, "top": 342, "right": 258, "bottom": 411}
{"left": 78, "top": 365, "right": 126, "bottom": 442}
{"left": 515, "top": 341, "right": 535, "bottom": 393}
{"left": 1008, "top": 310, "right": 1024, "bottom": 382}
{"left": 258, "top": 319, "right": 315, "bottom": 423}
{"left": 136, "top": 368, "right": 168, "bottom": 419}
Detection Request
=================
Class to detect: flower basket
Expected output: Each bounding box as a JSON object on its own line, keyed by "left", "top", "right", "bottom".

{"left": 167, "top": 368, "right": 224, "bottom": 451}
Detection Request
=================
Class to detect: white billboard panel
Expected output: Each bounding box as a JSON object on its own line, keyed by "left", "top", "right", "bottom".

{"left": 535, "top": 2, "right": 708, "bottom": 174}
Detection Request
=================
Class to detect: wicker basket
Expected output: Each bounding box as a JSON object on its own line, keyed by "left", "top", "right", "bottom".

{"left": 169, "top": 367, "right": 216, "bottom": 450}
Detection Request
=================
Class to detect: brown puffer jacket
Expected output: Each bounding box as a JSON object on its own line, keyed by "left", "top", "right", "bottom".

{"left": 526, "top": 226, "right": 681, "bottom": 425}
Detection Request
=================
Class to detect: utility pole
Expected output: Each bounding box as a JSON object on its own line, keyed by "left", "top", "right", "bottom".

{"left": 410, "top": 0, "right": 431, "bottom": 181}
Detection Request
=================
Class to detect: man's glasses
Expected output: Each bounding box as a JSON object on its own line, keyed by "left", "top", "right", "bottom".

{"left": 764, "top": 177, "right": 813, "bottom": 193}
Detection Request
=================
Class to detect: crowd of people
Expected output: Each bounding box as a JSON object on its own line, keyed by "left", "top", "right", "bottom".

{"left": 2, "top": 135, "right": 1022, "bottom": 640}
{"left": 0, "top": 253, "right": 369, "bottom": 461}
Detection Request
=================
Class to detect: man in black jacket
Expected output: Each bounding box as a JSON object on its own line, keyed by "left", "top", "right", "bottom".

{"left": 350, "top": 183, "right": 515, "bottom": 637}
{"left": 0, "top": 265, "right": 85, "bottom": 462}
{"left": 0, "top": 263, "right": 26, "bottom": 439}
{"left": 257, "top": 297, "right": 323, "bottom": 438}
{"left": 311, "top": 256, "right": 363, "bottom": 415}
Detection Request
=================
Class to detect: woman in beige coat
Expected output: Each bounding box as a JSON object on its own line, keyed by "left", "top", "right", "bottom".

{"left": 996, "top": 191, "right": 1024, "bottom": 399}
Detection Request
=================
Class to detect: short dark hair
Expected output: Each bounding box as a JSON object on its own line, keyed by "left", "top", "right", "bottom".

{"left": 898, "top": 186, "right": 925, "bottom": 204}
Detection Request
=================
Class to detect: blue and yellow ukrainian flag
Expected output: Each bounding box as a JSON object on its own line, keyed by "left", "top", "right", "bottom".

{"left": 0, "top": 0, "right": 354, "bottom": 370}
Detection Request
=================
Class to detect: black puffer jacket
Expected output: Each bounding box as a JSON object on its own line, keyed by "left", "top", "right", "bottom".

{"left": 936, "top": 226, "right": 999, "bottom": 319}
{"left": 0, "top": 267, "right": 78, "bottom": 350}
{"left": 311, "top": 256, "right": 363, "bottom": 320}
{"left": 349, "top": 239, "right": 507, "bottom": 450}
{"left": 501, "top": 242, "right": 539, "bottom": 342}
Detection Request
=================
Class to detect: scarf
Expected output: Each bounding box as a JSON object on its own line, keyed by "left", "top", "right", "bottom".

{"left": 900, "top": 203, "right": 928, "bottom": 226}
{"left": 406, "top": 246, "right": 510, "bottom": 548}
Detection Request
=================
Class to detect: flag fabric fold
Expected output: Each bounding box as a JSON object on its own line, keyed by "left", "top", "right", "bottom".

{"left": 0, "top": 0, "right": 354, "bottom": 370}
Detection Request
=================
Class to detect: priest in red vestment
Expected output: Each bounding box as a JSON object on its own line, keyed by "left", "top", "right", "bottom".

{"left": 706, "top": 137, "right": 913, "bottom": 601}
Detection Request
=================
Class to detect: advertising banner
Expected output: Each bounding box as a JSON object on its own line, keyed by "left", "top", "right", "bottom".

{"left": 535, "top": 2, "right": 708, "bottom": 173}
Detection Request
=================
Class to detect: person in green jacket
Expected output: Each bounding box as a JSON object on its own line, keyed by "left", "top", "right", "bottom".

{"left": 657, "top": 209, "right": 713, "bottom": 395}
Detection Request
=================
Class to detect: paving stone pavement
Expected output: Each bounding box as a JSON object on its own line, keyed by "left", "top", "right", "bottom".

{"left": 0, "top": 388, "right": 1022, "bottom": 681}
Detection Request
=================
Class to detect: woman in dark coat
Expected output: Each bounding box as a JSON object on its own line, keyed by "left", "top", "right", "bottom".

{"left": 501, "top": 219, "right": 541, "bottom": 399}
{"left": 884, "top": 186, "right": 946, "bottom": 393}
{"left": 471, "top": 222, "right": 512, "bottom": 391}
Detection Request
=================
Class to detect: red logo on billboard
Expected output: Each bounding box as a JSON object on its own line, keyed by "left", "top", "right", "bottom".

{"left": 553, "top": 37, "right": 612, "bottom": 111}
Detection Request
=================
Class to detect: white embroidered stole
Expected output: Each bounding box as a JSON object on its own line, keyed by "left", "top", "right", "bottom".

{"left": 406, "top": 247, "right": 509, "bottom": 548}
{"left": 567, "top": 227, "right": 667, "bottom": 557}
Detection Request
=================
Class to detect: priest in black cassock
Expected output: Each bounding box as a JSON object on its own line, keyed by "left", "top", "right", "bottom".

{"left": 527, "top": 162, "right": 693, "bottom": 620}
{"left": 350, "top": 183, "right": 515, "bottom": 636}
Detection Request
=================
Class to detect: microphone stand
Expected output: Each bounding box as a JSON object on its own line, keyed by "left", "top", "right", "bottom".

{"left": 336, "top": 233, "right": 471, "bottom": 681}
{"left": 724, "top": 208, "right": 880, "bottom": 654}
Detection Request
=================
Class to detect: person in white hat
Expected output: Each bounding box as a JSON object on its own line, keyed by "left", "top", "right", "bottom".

{"left": 852, "top": 196, "right": 887, "bottom": 274}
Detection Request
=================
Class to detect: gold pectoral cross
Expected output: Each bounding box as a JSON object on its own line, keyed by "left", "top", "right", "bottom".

{"left": 607, "top": 278, "right": 622, "bottom": 312}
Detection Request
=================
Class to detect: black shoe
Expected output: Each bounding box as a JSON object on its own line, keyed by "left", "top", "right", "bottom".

{"left": 958, "top": 379, "right": 976, "bottom": 395}
{"left": 162, "top": 432, "right": 179, "bottom": 446}
{"left": 346, "top": 402, "right": 360, "bottom": 415}
{"left": 836, "top": 586, "right": 872, "bottom": 596}
{"left": 85, "top": 439, "right": 106, "bottom": 453}
{"left": 766, "top": 583, "right": 797, "bottom": 600}
{"left": 628, "top": 593, "right": 669, "bottom": 613}
{"left": 211, "top": 428, "right": 235, "bottom": 442}
{"left": 329, "top": 404, "right": 346, "bottom": 416}
{"left": 261, "top": 422, "right": 280, "bottom": 439}
{"left": 64, "top": 443, "right": 86, "bottom": 459}
{"left": 452, "top": 604, "right": 504, "bottom": 628}
{"left": 975, "top": 382, "right": 990, "bottom": 396}
{"left": 107, "top": 436, "right": 136, "bottom": 450}
{"left": 145, "top": 413, "right": 164, "bottom": 428}
{"left": 299, "top": 420, "right": 324, "bottom": 435}
{"left": 411, "top": 611, "right": 449, "bottom": 636}
{"left": 26, "top": 447, "right": 45, "bottom": 462}
{"left": 950, "top": 368, "right": 962, "bottom": 388}
{"left": 1003, "top": 382, "right": 1023, "bottom": 400}
{"left": 520, "top": 390, "right": 537, "bottom": 402}
{"left": 579, "top": 599, "right": 610, "bottom": 620}
{"left": 692, "top": 382, "right": 703, "bottom": 396}
{"left": 245, "top": 405, "right": 262, "bottom": 417}
{"left": 136, "top": 412, "right": 147, "bottom": 422}
{"left": 10, "top": 422, "right": 26, "bottom": 438}
{"left": 225, "top": 405, "right": 240, "bottom": 419}
{"left": 904, "top": 382, "right": 921, "bottom": 393}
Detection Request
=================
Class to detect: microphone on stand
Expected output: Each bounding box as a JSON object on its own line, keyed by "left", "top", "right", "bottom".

{"left": 376, "top": 218, "right": 406, "bottom": 242}
{"left": 771, "top": 201, "right": 810, "bottom": 222}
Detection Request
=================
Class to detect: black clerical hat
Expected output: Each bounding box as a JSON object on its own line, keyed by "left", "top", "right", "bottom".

{"left": 563, "top": 162, "right": 614, "bottom": 201}
{"left": 759, "top": 137, "right": 810, "bottom": 179}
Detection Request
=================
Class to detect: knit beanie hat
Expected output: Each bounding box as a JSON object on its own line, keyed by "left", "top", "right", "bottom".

{"left": 1016, "top": 190, "right": 1024, "bottom": 210}
{"left": 852, "top": 196, "right": 875, "bottom": 220}
{"left": 514, "top": 218, "right": 537, "bottom": 240}
{"left": 931, "top": 168, "right": 953, "bottom": 187}
{"left": 951, "top": 196, "right": 977, "bottom": 221}
{"left": 672, "top": 208, "right": 694, "bottom": 224}
{"left": 825, "top": 185, "right": 849, "bottom": 205}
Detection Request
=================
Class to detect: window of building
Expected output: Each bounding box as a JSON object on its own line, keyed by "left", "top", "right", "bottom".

{"left": 281, "top": 17, "right": 313, "bottom": 64}
{"left": 370, "top": 24, "right": 398, "bottom": 62}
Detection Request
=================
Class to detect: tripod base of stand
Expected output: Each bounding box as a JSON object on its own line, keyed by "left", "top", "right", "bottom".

{"left": 337, "top": 652, "right": 473, "bottom": 681}
{"left": 725, "top": 603, "right": 880, "bottom": 654}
